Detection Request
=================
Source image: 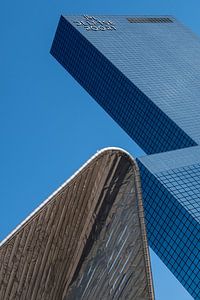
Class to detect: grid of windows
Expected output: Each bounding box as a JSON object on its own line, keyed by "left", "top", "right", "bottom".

{"left": 60, "top": 15, "right": 200, "bottom": 145}
{"left": 127, "top": 17, "right": 173, "bottom": 23}
{"left": 137, "top": 160, "right": 200, "bottom": 299}
{"left": 50, "top": 16, "right": 196, "bottom": 155}
{"left": 158, "top": 164, "right": 200, "bottom": 222}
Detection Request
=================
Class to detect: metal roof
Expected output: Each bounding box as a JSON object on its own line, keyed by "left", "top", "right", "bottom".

{"left": 0, "top": 148, "right": 154, "bottom": 300}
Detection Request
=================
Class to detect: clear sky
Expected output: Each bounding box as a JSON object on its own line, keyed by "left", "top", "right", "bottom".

{"left": 1, "top": 1, "right": 199, "bottom": 299}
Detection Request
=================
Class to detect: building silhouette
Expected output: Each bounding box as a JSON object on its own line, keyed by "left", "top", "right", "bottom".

{"left": 0, "top": 148, "right": 154, "bottom": 300}
{"left": 51, "top": 15, "right": 200, "bottom": 299}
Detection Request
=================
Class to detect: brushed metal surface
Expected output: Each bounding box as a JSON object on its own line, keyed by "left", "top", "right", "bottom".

{"left": 0, "top": 148, "right": 154, "bottom": 300}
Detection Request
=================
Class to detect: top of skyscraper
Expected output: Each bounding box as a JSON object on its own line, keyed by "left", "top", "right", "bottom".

{"left": 52, "top": 15, "right": 200, "bottom": 153}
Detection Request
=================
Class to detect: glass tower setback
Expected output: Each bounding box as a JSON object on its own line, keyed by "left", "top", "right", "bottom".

{"left": 51, "top": 15, "right": 200, "bottom": 299}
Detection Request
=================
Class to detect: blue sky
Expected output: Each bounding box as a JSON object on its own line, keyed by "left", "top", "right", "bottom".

{"left": 1, "top": 1, "right": 199, "bottom": 299}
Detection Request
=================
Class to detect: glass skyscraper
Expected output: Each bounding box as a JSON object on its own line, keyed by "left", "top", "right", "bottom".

{"left": 51, "top": 15, "right": 200, "bottom": 299}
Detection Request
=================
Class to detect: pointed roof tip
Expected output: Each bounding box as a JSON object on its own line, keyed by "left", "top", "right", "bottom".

{"left": 0, "top": 148, "right": 154, "bottom": 299}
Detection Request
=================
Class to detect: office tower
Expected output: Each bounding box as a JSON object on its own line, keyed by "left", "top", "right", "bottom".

{"left": 51, "top": 15, "right": 200, "bottom": 299}
{"left": 0, "top": 148, "right": 154, "bottom": 300}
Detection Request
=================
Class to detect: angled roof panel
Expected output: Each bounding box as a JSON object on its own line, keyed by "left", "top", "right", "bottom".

{"left": 0, "top": 148, "right": 154, "bottom": 300}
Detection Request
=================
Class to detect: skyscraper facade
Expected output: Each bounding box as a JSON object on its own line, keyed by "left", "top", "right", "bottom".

{"left": 0, "top": 148, "right": 154, "bottom": 300}
{"left": 51, "top": 15, "right": 200, "bottom": 299}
